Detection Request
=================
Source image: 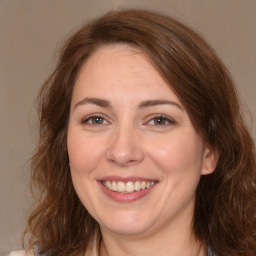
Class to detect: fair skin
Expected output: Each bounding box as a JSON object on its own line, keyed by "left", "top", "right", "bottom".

{"left": 67, "top": 44, "right": 216, "bottom": 256}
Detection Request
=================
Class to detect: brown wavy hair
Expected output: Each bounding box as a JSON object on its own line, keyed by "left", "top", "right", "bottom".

{"left": 24, "top": 9, "right": 256, "bottom": 256}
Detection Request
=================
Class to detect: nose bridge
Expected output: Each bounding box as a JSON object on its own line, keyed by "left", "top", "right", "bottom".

{"left": 106, "top": 120, "right": 144, "bottom": 166}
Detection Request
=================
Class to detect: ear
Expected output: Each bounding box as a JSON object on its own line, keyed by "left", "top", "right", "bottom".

{"left": 201, "top": 145, "right": 218, "bottom": 175}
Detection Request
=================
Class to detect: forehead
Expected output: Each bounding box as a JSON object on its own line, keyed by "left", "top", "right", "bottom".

{"left": 72, "top": 44, "right": 181, "bottom": 106}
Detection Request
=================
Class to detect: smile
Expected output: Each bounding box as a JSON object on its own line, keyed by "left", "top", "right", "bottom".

{"left": 102, "top": 180, "right": 156, "bottom": 193}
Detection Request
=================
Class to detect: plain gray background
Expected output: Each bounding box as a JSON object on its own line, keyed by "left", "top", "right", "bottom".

{"left": 1, "top": 0, "right": 255, "bottom": 254}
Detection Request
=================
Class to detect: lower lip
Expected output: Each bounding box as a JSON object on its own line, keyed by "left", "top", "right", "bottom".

{"left": 98, "top": 182, "right": 156, "bottom": 202}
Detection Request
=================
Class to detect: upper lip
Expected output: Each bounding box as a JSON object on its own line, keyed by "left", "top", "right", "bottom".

{"left": 98, "top": 176, "right": 158, "bottom": 182}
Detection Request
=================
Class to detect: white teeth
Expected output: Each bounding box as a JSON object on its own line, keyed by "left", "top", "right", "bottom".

{"left": 134, "top": 181, "right": 141, "bottom": 191}
{"left": 112, "top": 181, "right": 117, "bottom": 191}
{"left": 117, "top": 181, "right": 126, "bottom": 192}
{"left": 141, "top": 181, "right": 146, "bottom": 190}
{"left": 126, "top": 182, "right": 134, "bottom": 193}
{"left": 103, "top": 180, "right": 156, "bottom": 193}
{"left": 106, "top": 181, "right": 111, "bottom": 189}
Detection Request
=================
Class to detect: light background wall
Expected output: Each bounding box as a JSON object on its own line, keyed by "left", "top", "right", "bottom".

{"left": 0, "top": 0, "right": 255, "bottom": 254}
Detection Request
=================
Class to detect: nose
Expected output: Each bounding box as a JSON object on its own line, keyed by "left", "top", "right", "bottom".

{"left": 106, "top": 125, "right": 144, "bottom": 167}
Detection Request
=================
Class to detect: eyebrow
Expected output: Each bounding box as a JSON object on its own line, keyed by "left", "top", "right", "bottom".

{"left": 138, "top": 99, "right": 183, "bottom": 111}
{"left": 73, "top": 97, "right": 183, "bottom": 111}
{"left": 73, "top": 97, "right": 111, "bottom": 109}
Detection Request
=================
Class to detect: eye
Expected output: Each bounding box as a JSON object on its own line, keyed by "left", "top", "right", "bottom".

{"left": 81, "top": 115, "right": 109, "bottom": 125}
{"left": 147, "top": 115, "right": 175, "bottom": 126}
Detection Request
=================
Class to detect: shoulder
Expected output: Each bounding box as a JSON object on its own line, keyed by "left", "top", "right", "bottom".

{"left": 8, "top": 250, "right": 34, "bottom": 256}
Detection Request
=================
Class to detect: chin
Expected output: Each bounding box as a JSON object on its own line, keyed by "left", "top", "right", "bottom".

{"left": 102, "top": 223, "right": 152, "bottom": 236}
{"left": 98, "top": 212, "right": 155, "bottom": 236}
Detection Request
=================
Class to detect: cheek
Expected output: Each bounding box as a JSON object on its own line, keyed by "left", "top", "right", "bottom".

{"left": 67, "top": 128, "right": 105, "bottom": 176}
{"left": 146, "top": 130, "right": 204, "bottom": 176}
{"left": 67, "top": 129, "right": 105, "bottom": 214}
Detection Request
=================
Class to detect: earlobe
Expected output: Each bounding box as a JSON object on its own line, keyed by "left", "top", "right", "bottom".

{"left": 201, "top": 146, "right": 218, "bottom": 175}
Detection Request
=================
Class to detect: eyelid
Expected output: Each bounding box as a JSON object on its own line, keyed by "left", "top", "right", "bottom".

{"left": 80, "top": 113, "right": 176, "bottom": 128}
{"left": 81, "top": 113, "right": 111, "bottom": 125}
{"left": 145, "top": 114, "right": 176, "bottom": 126}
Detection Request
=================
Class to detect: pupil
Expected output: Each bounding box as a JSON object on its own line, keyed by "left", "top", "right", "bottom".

{"left": 93, "top": 117, "right": 102, "bottom": 124}
{"left": 155, "top": 118, "right": 165, "bottom": 125}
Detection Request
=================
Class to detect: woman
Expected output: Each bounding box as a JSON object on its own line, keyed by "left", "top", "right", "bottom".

{"left": 11, "top": 9, "right": 256, "bottom": 256}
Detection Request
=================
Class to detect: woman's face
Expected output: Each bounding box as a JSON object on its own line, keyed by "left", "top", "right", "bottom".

{"left": 67, "top": 44, "right": 216, "bottom": 238}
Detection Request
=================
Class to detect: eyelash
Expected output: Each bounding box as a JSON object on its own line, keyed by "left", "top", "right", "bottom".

{"left": 81, "top": 114, "right": 109, "bottom": 126}
{"left": 146, "top": 114, "right": 175, "bottom": 126}
{"left": 81, "top": 114, "right": 176, "bottom": 128}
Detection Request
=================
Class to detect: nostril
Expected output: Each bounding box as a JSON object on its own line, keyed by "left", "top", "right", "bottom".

{"left": 105, "top": 136, "right": 144, "bottom": 167}
{"left": 107, "top": 156, "right": 143, "bottom": 167}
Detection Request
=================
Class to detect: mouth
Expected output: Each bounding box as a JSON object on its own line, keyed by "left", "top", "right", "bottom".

{"left": 101, "top": 180, "right": 157, "bottom": 193}
{"left": 98, "top": 176, "right": 158, "bottom": 202}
